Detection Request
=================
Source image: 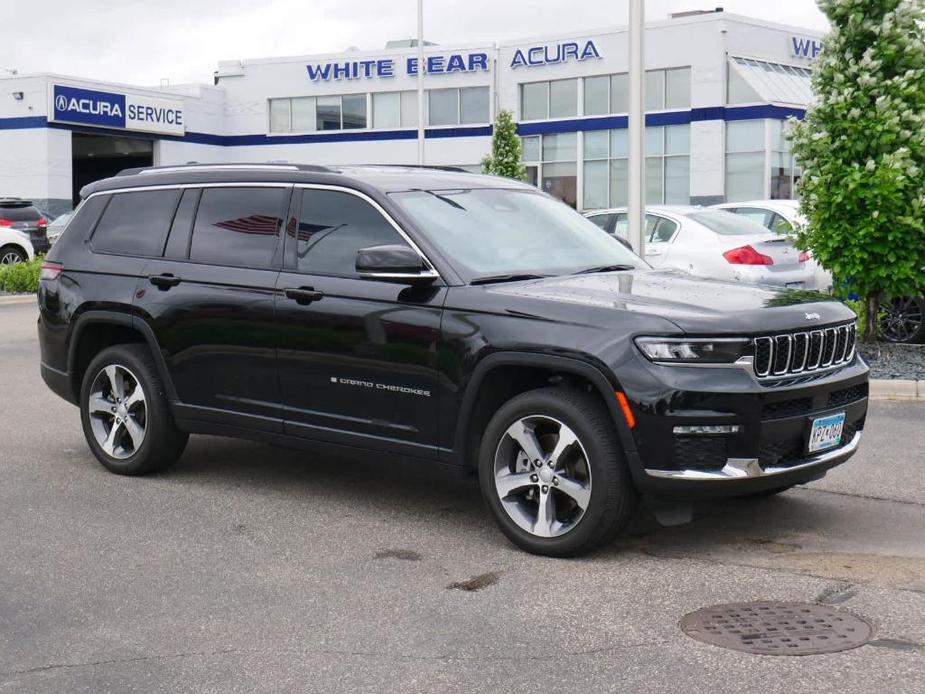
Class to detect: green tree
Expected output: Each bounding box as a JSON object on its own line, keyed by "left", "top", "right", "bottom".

{"left": 790, "top": 0, "right": 925, "bottom": 341}
{"left": 481, "top": 109, "right": 527, "bottom": 180}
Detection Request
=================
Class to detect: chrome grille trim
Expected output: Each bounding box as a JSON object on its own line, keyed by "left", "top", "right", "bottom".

{"left": 752, "top": 322, "right": 856, "bottom": 381}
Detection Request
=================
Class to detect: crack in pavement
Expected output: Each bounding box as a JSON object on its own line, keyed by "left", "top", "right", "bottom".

{"left": 797, "top": 486, "right": 925, "bottom": 508}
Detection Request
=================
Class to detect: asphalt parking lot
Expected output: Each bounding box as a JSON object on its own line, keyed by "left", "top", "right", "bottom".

{"left": 1, "top": 298, "right": 923, "bottom": 693}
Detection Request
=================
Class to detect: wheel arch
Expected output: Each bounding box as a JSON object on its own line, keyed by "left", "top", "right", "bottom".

{"left": 452, "top": 352, "right": 637, "bottom": 469}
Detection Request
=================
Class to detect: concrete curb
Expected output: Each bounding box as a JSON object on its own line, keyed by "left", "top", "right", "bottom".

{"left": 869, "top": 379, "right": 924, "bottom": 401}
{"left": 0, "top": 295, "right": 35, "bottom": 306}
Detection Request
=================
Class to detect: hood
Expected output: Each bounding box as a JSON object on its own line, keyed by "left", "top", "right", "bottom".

{"left": 486, "top": 268, "right": 853, "bottom": 334}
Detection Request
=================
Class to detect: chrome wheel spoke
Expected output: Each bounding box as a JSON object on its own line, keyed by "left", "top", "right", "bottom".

{"left": 88, "top": 393, "right": 113, "bottom": 415}
{"left": 495, "top": 471, "right": 536, "bottom": 498}
{"left": 102, "top": 420, "right": 123, "bottom": 457}
{"left": 548, "top": 426, "right": 578, "bottom": 469}
{"left": 123, "top": 415, "right": 145, "bottom": 450}
{"left": 87, "top": 364, "right": 147, "bottom": 460}
{"left": 554, "top": 474, "right": 592, "bottom": 510}
{"left": 123, "top": 383, "right": 145, "bottom": 409}
{"left": 105, "top": 365, "right": 125, "bottom": 399}
{"left": 534, "top": 489, "right": 557, "bottom": 537}
{"left": 505, "top": 421, "right": 545, "bottom": 463}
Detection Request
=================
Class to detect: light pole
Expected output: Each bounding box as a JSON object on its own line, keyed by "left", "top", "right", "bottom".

{"left": 416, "top": 0, "right": 425, "bottom": 165}
{"left": 628, "top": 0, "right": 645, "bottom": 256}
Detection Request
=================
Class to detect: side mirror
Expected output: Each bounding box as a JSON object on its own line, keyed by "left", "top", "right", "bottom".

{"left": 355, "top": 244, "right": 438, "bottom": 284}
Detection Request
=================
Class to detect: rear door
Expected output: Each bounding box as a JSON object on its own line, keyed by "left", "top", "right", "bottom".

{"left": 641, "top": 214, "right": 678, "bottom": 267}
{"left": 275, "top": 186, "right": 445, "bottom": 457}
{"left": 136, "top": 184, "right": 289, "bottom": 431}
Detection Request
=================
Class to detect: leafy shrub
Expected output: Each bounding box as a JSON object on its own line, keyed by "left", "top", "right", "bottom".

{"left": 0, "top": 255, "right": 43, "bottom": 293}
{"left": 481, "top": 110, "right": 527, "bottom": 180}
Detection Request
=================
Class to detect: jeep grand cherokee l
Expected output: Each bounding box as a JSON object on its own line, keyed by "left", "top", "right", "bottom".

{"left": 37, "top": 164, "right": 868, "bottom": 557}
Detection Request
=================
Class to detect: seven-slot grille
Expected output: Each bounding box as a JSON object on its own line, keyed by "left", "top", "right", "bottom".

{"left": 753, "top": 323, "right": 856, "bottom": 379}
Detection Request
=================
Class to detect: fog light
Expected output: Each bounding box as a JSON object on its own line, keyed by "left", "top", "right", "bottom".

{"left": 673, "top": 425, "right": 740, "bottom": 435}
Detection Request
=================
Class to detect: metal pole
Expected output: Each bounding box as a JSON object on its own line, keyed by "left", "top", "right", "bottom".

{"left": 416, "top": 0, "right": 425, "bottom": 165}
{"left": 628, "top": 0, "right": 645, "bottom": 256}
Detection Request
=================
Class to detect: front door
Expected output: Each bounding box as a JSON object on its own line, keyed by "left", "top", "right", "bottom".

{"left": 275, "top": 186, "right": 445, "bottom": 458}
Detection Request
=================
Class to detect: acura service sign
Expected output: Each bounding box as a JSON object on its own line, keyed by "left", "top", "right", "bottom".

{"left": 50, "top": 84, "right": 185, "bottom": 136}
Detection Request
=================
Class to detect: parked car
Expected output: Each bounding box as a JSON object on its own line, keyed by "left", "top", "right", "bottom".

{"left": 0, "top": 198, "right": 49, "bottom": 255}
{"left": 714, "top": 200, "right": 924, "bottom": 343}
{"left": 585, "top": 205, "right": 823, "bottom": 289}
{"left": 38, "top": 164, "right": 867, "bottom": 557}
{"left": 711, "top": 199, "right": 832, "bottom": 292}
{"left": 46, "top": 211, "right": 74, "bottom": 247}
{"left": 0, "top": 217, "right": 36, "bottom": 265}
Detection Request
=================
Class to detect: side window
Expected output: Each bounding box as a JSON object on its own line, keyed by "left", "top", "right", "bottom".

{"left": 52, "top": 195, "right": 108, "bottom": 252}
{"left": 651, "top": 217, "right": 679, "bottom": 243}
{"left": 295, "top": 189, "right": 411, "bottom": 277}
{"left": 163, "top": 189, "right": 200, "bottom": 260}
{"left": 189, "top": 187, "right": 286, "bottom": 268}
{"left": 733, "top": 207, "right": 774, "bottom": 230}
{"left": 770, "top": 213, "right": 793, "bottom": 234}
{"left": 90, "top": 189, "right": 180, "bottom": 257}
{"left": 586, "top": 213, "right": 612, "bottom": 231}
{"left": 644, "top": 214, "right": 661, "bottom": 242}
{"left": 613, "top": 213, "right": 629, "bottom": 239}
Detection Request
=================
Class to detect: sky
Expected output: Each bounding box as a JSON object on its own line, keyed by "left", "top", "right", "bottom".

{"left": 0, "top": 0, "right": 828, "bottom": 87}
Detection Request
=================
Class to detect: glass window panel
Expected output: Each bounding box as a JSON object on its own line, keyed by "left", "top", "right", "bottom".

{"left": 460, "top": 86, "right": 489, "bottom": 124}
{"left": 521, "top": 135, "right": 540, "bottom": 162}
{"left": 92, "top": 189, "right": 180, "bottom": 257}
{"left": 540, "top": 161, "right": 577, "bottom": 208}
{"left": 665, "top": 156, "right": 690, "bottom": 204}
{"left": 291, "top": 97, "right": 316, "bottom": 131}
{"left": 341, "top": 94, "right": 367, "bottom": 129}
{"left": 190, "top": 187, "right": 284, "bottom": 267}
{"left": 542, "top": 132, "right": 577, "bottom": 162}
{"left": 269, "top": 99, "right": 290, "bottom": 133}
{"left": 769, "top": 119, "right": 792, "bottom": 152}
{"left": 769, "top": 151, "right": 794, "bottom": 199}
{"left": 613, "top": 213, "right": 629, "bottom": 240}
{"left": 297, "top": 189, "right": 409, "bottom": 277}
{"left": 646, "top": 156, "right": 664, "bottom": 203}
{"left": 522, "top": 82, "right": 549, "bottom": 120}
{"left": 665, "top": 67, "right": 691, "bottom": 109}
{"left": 727, "top": 63, "right": 763, "bottom": 104}
{"left": 609, "top": 159, "right": 628, "bottom": 207}
{"left": 610, "top": 73, "right": 628, "bottom": 113}
{"left": 645, "top": 126, "right": 664, "bottom": 156}
{"left": 428, "top": 88, "right": 459, "bottom": 126}
{"left": 400, "top": 91, "right": 418, "bottom": 127}
{"left": 610, "top": 129, "right": 628, "bottom": 158}
{"left": 584, "top": 76, "right": 610, "bottom": 115}
{"left": 372, "top": 92, "right": 400, "bottom": 129}
{"left": 586, "top": 213, "right": 612, "bottom": 230}
{"left": 584, "top": 130, "right": 609, "bottom": 160}
{"left": 665, "top": 124, "right": 690, "bottom": 155}
{"left": 725, "top": 152, "right": 766, "bottom": 201}
{"left": 525, "top": 165, "right": 539, "bottom": 187}
{"left": 583, "top": 160, "right": 609, "bottom": 210}
{"left": 316, "top": 96, "right": 341, "bottom": 130}
{"left": 645, "top": 70, "right": 665, "bottom": 110}
{"left": 726, "top": 120, "right": 765, "bottom": 152}
{"left": 549, "top": 79, "right": 578, "bottom": 118}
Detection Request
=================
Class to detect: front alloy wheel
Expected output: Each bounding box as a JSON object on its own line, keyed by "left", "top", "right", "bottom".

{"left": 880, "top": 296, "right": 925, "bottom": 343}
{"left": 87, "top": 364, "right": 147, "bottom": 459}
{"left": 493, "top": 416, "right": 592, "bottom": 538}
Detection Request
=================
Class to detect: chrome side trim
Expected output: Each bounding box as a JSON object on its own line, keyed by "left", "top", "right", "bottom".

{"left": 644, "top": 431, "right": 862, "bottom": 481}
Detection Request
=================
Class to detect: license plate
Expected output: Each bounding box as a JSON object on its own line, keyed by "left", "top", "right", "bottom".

{"left": 808, "top": 412, "right": 846, "bottom": 453}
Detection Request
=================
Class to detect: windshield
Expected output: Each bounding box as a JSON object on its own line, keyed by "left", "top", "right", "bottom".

{"left": 389, "top": 188, "right": 641, "bottom": 280}
{"left": 688, "top": 210, "right": 771, "bottom": 236}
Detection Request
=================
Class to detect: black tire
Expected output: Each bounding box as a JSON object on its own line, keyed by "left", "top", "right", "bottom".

{"left": 79, "top": 344, "right": 188, "bottom": 475}
{"left": 478, "top": 387, "right": 636, "bottom": 557}
{"left": 879, "top": 296, "right": 925, "bottom": 343}
{"left": 0, "top": 245, "right": 27, "bottom": 265}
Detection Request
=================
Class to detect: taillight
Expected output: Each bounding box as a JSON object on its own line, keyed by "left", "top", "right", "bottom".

{"left": 723, "top": 245, "right": 774, "bottom": 266}
{"left": 37, "top": 217, "right": 47, "bottom": 228}
{"left": 0, "top": 219, "right": 12, "bottom": 227}
{"left": 798, "top": 250, "right": 812, "bottom": 263}
{"left": 40, "top": 261, "right": 63, "bottom": 280}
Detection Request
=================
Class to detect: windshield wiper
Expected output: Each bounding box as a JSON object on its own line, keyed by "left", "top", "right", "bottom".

{"left": 470, "top": 273, "right": 551, "bottom": 285}
{"left": 413, "top": 189, "right": 467, "bottom": 210}
{"left": 571, "top": 264, "right": 636, "bottom": 275}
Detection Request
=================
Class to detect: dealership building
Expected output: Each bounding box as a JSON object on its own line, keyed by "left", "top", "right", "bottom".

{"left": 0, "top": 8, "right": 822, "bottom": 216}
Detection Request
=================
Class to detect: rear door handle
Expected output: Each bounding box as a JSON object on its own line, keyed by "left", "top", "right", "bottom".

{"left": 149, "top": 273, "right": 181, "bottom": 289}
{"left": 284, "top": 287, "right": 324, "bottom": 305}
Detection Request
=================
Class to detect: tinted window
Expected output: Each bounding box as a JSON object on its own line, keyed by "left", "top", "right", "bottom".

{"left": 690, "top": 210, "right": 770, "bottom": 236}
{"left": 0, "top": 204, "right": 42, "bottom": 222}
{"left": 586, "top": 213, "right": 612, "bottom": 231}
{"left": 46, "top": 196, "right": 108, "bottom": 258}
{"left": 296, "top": 189, "right": 409, "bottom": 277}
{"left": 650, "top": 217, "right": 678, "bottom": 243}
{"left": 91, "top": 190, "right": 180, "bottom": 256}
{"left": 732, "top": 206, "right": 774, "bottom": 229}
{"left": 163, "top": 189, "right": 200, "bottom": 260}
{"left": 190, "top": 187, "right": 285, "bottom": 267}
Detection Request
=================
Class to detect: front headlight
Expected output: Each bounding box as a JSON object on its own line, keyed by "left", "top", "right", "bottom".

{"left": 635, "top": 337, "right": 750, "bottom": 363}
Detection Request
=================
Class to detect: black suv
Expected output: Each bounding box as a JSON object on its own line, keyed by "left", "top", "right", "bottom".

{"left": 0, "top": 198, "right": 49, "bottom": 255}
{"left": 37, "top": 164, "right": 868, "bottom": 556}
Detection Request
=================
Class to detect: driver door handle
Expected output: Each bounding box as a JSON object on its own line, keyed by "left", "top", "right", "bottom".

{"left": 284, "top": 287, "right": 324, "bottom": 305}
{"left": 149, "top": 273, "right": 181, "bottom": 289}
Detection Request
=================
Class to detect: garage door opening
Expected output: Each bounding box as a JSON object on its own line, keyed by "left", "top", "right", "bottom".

{"left": 71, "top": 133, "right": 153, "bottom": 204}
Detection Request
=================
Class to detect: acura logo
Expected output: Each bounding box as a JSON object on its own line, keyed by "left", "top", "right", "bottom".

{"left": 55, "top": 94, "right": 67, "bottom": 111}
{"left": 804, "top": 312, "right": 821, "bottom": 320}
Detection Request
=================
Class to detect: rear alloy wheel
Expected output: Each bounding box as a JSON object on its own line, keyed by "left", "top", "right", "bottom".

{"left": 0, "top": 246, "right": 26, "bottom": 265}
{"left": 880, "top": 296, "right": 925, "bottom": 343}
{"left": 479, "top": 387, "right": 635, "bottom": 557}
{"left": 80, "top": 344, "right": 188, "bottom": 475}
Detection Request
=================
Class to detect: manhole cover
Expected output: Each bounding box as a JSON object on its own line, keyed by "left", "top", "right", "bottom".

{"left": 680, "top": 601, "right": 873, "bottom": 656}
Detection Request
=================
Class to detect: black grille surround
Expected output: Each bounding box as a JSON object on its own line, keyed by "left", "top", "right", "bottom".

{"left": 753, "top": 322, "right": 856, "bottom": 381}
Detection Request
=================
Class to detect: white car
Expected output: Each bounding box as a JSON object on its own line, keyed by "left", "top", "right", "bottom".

{"left": 711, "top": 199, "right": 832, "bottom": 290}
{"left": 0, "top": 225, "right": 35, "bottom": 265}
{"left": 584, "top": 205, "right": 822, "bottom": 289}
{"left": 46, "top": 211, "right": 74, "bottom": 247}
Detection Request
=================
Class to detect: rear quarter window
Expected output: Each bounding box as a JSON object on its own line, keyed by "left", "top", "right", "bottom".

{"left": 45, "top": 196, "right": 109, "bottom": 260}
{"left": 0, "top": 204, "right": 42, "bottom": 222}
{"left": 90, "top": 190, "right": 181, "bottom": 257}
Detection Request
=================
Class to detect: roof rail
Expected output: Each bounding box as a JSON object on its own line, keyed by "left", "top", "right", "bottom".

{"left": 117, "top": 163, "right": 337, "bottom": 176}
{"left": 356, "top": 164, "right": 472, "bottom": 173}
